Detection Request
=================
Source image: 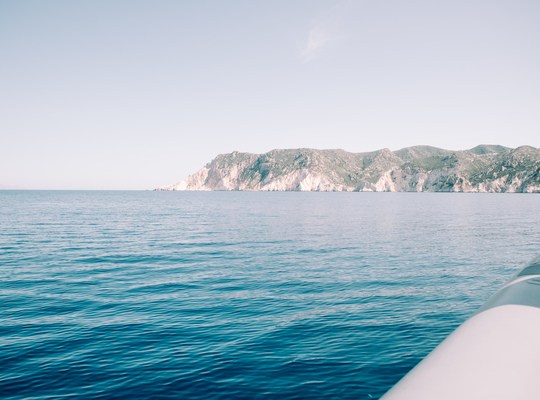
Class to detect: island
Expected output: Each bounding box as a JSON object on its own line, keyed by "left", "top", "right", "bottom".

{"left": 157, "top": 145, "right": 540, "bottom": 192}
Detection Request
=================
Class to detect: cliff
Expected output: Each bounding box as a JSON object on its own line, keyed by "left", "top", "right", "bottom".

{"left": 157, "top": 145, "right": 540, "bottom": 192}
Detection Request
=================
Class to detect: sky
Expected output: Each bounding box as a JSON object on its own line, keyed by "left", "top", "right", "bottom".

{"left": 1, "top": 0, "right": 539, "bottom": 189}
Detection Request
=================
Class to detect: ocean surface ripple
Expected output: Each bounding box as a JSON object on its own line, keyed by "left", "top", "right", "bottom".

{"left": 1, "top": 191, "right": 538, "bottom": 399}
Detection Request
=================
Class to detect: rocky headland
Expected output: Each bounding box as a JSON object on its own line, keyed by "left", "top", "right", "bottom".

{"left": 157, "top": 145, "right": 540, "bottom": 192}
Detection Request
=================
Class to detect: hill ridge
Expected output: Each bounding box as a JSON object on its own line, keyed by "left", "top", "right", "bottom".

{"left": 158, "top": 146, "right": 540, "bottom": 193}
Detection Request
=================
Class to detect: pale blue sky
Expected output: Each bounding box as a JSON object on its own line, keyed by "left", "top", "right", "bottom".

{"left": 1, "top": 0, "right": 539, "bottom": 189}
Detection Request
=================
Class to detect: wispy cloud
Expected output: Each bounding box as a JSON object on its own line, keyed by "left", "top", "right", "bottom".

{"left": 299, "top": 0, "right": 352, "bottom": 62}
{"left": 300, "top": 27, "right": 335, "bottom": 62}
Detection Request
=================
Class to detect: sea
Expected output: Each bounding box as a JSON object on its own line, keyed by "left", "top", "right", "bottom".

{"left": 1, "top": 191, "right": 538, "bottom": 399}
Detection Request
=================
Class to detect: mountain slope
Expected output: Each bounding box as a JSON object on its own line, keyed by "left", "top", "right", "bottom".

{"left": 158, "top": 146, "right": 540, "bottom": 193}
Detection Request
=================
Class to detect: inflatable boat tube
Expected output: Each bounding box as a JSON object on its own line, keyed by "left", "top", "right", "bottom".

{"left": 382, "top": 256, "right": 540, "bottom": 400}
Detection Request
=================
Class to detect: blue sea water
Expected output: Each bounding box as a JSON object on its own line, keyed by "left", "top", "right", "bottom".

{"left": 0, "top": 191, "right": 539, "bottom": 399}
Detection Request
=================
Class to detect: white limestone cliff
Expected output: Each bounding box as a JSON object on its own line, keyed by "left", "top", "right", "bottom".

{"left": 157, "top": 146, "right": 540, "bottom": 193}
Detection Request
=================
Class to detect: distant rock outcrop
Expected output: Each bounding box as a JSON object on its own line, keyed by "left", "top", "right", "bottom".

{"left": 157, "top": 146, "right": 540, "bottom": 193}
